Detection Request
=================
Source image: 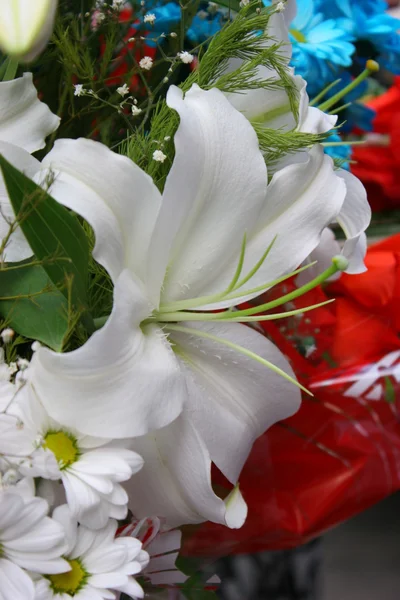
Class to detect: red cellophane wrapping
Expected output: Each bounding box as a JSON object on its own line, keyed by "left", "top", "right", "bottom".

{"left": 183, "top": 235, "right": 400, "bottom": 557}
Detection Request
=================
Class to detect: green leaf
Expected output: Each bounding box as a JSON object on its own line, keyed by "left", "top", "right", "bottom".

{"left": 0, "top": 264, "right": 68, "bottom": 351}
{"left": 0, "top": 154, "right": 89, "bottom": 313}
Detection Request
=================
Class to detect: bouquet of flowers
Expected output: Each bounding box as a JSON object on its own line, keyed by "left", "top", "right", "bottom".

{"left": 0, "top": 0, "right": 381, "bottom": 598}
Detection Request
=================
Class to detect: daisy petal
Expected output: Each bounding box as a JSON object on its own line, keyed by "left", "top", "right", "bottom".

{"left": 0, "top": 558, "right": 35, "bottom": 600}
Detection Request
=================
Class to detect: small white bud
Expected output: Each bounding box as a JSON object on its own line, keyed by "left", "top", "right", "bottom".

{"left": 143, "top": 13, "right": 156, "bottom": 24}
{"left": 17, "top": 357, "right": 30, "bottom": 371}
{"left": 131, "top": 105, "right": 142, "bottom": 116}
{"left": 117, "top": 83, "right": 130, "bottom": 97}
{"left": 139, "top": 56, "right": 153, "bottom": 70}
{"left": 177, "top": 51, "right": 194, "bottom": 64}
{"left": 275, "top": 1, "right": 285, "bottom": 11}
{"left": 1, "top": 328, "right": 14, "bottom": 344}
{"left": 74, "top": 84, "right": 84, "bottom": 96}
{"left": 8, "top": 362, "right": 18, "bottom": 375}
{"left": 170, "top": 32, "right": 177, "bottom": 38}
{"left": 152, "top": 150, "right": 167, "bottom": 163}
{"left": 31, "top": 341, "right": 41, "bottom": 352}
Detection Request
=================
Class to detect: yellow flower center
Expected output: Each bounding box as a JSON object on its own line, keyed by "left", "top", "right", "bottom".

{"left": 48, "top": 559, "right": 87, "bottom": 595}
{"left": 44, "top": 431, "right": 78, "bottom": 469}
{"left": 290, "top": 28, "right": 307, "bottom": 43}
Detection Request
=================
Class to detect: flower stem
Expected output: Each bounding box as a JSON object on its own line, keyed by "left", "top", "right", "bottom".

{"left": 2, "top": 58, "right": 18, "bottom": 82}
{"left": 318, "top": 60, "right": 379, "bottom": 113}
{"left": 156, "top": 298, "right": 334, "bottom": 323}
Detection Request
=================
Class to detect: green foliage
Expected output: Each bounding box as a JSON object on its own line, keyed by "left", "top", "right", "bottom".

{"left": 0, "top": 155, "right": 92, "bottom": 336}
{"left": 254, "top": 125, "right": 328, "bottom": 167}
{"left": 0, "top": 264, "right": 69, "bottom": 351}
{"left": 123, "top": 2, "right": 306, "bottom": 188}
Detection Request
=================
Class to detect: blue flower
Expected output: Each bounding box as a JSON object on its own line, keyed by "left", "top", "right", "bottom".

{"left": 316, "top": 0, "right": 400, "bottom": 74}
{"left": 186, "top": 12, "right": 224, "bottom": 45}
{"left": 263, "top": 0, "right": 355, "bottom": 96}
{"left": 136, "top": 2, "right": 181, "bottom": 46}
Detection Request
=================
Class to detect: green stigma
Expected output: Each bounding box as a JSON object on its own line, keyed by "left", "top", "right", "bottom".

{"left": 290, "top": 28, "right": 307, "bottom": 43}
{"left": 44, "top": 431, "right": 79, "bottom": 469}
{"left": 48, "top": 559, "right": 87, "bottom": 595}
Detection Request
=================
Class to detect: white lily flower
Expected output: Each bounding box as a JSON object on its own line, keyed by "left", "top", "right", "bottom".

{"left": 23, "top": 84, "right": 347, "bottom": 526}
{"left": 1, "top": 383, "right": 144, "bottom": 529}
{"left": 0, "top": 0, "right": 58, "bottom": 62}
{"left": 0, "top": 73, "right": 60, "bottom": 262}
{"left": 0, "top": 478, "right": 68, "bottom": 600}
{"left": 34, "top": 505, "right": 147, "bottom": 600}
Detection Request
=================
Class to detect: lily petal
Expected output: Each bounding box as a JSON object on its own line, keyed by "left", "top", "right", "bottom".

{"left": 169, "top": 320, "right": 301, "bottom": 483}
{"left": 127, "top": 413, "right": 247, "bottom": 528}
{"left": 39, "top": 138, "right": 161, "bottom": 286}
{"left": 336, "top": 168, "right": 371, "bottom": 242}
{"left": 0, "top": 73, "right": 60, "bottom": 153}
{"left": 0, "top": 141, "right": 39, "bottom": 262}
{"left": 342, "top": 232, "right": 368, "bottom": 275}
{"left": 228, "top": 70, "right": 336, "bottom": 134}
{"left": 295, "top": 227, "right": 341, "bottom": 287}
{"left": 29, "top": 270, "right": 185, "bottom": 438}
{"left": 188, "top": 146, "right": 346, "bottom": 308}
{"left": 147, "top": 84, "right": 268, "bottom": 305}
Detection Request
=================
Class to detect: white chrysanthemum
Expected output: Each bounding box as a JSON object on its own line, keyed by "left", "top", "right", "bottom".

{"left": 1, "top": 383, "right": 143, "bottom": 529}
{"left": 34, "top": 505, "right": 148, "bottom": 600}
{"left": 0, "top": 477, "right": 68, "bottom": 600}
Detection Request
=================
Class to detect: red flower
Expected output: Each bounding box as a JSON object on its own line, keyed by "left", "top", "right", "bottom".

{"left": 351, "top": 77, "right": 400, "bottom": 211}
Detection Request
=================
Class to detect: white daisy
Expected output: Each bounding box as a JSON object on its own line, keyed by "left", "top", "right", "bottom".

{"left": 2, "top": 383, "right": 143, "bottom": 529}
{"left": 34, "top": 505, "right": 148, "bottom": 600}
{"left": 0, "top": 478, "right": 68, "bottom": 600}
